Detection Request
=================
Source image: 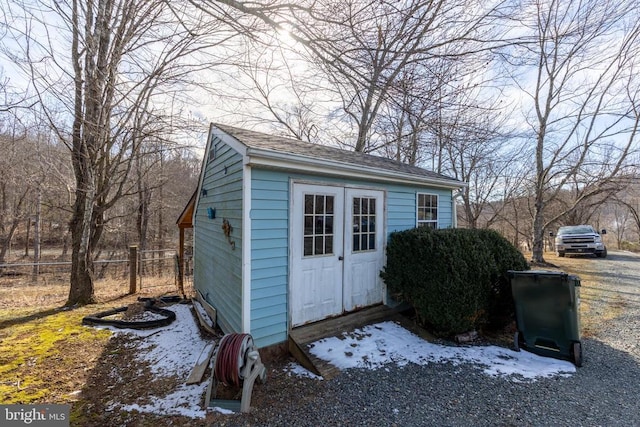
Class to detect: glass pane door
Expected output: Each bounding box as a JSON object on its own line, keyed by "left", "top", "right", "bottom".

{"left": 352, "top": 197, "right": 376, "bottom": 252}
{"left": 303, "top": 194, "right": 335, "bottom": 256}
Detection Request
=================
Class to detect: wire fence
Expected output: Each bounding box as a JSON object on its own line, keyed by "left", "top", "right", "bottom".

{"left": 0, "top": 248, "right": 192, "bottom": 294}
{"left": 138, "top": 249, "right": 178, "bottom": 289}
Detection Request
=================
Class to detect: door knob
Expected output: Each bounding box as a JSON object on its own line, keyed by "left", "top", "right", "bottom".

{"left": 338, "top": 256, "right": 344, "bottom": 261}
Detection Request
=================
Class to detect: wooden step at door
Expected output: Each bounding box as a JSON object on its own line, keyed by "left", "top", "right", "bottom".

{"left": 288, "top": 305, "right": 403, "bottom": 379}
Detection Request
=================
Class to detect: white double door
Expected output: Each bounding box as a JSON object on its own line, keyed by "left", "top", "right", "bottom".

{"left": 291, "top": 183, "right": 385, "bottom": 327}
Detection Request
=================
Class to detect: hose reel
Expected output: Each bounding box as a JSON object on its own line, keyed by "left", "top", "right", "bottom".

{"left": 205, "top": 333, "right": 267, "bottom": 413}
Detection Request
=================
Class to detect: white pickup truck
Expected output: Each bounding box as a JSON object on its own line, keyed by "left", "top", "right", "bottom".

{"left": 551, "top": 225, "right": 607, "bottom": 258}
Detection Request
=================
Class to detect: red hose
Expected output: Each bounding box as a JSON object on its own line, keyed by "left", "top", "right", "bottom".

{"left": 214, "top": 333, "right": 250, "bottom": 387}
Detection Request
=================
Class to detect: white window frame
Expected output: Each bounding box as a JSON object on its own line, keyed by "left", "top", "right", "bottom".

{"left": 302, "top": 192, "right": 336, "bottom": 257}
{"left": 416, "top": 193, "right": 439, "bottom": 229}
{"left": 351, "top": 195, "right": 377, "bottom": 253}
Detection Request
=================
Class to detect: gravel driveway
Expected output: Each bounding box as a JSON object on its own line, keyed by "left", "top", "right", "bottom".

{"left": 210, "top": 250, "right": 640, "bottom": 427}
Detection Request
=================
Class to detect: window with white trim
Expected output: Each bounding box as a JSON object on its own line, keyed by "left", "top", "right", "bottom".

{"left": 417, "top": 193, "right": 438, "bottom": 229}
{"left": 303, "top": 194, "right": 335, "bottom": 256}
{"left": 352, "top": 196, "right": 377, "bottom": 252}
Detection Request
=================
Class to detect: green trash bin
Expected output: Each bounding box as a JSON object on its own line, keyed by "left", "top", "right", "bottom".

{"left": 508, "top": 270, "right": 583, "bottom": 367}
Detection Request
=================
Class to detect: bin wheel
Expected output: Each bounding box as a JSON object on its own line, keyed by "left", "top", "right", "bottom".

{"left": 513, "top": 331, "right": 524, "bottom": 352}
{"left": 571, "top": 342, "right": 583, "bottom": 367}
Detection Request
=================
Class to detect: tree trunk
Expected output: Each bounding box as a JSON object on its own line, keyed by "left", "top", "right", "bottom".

{"left": 513, "top": 199, "right": 519, "bottom": 248}
{"left": 158, "top": 180, "right": 164, "bottom": 276}
{"left": 136, "top": 184, "right": 150, "bottom": 275}
{"left": 462, "top": 188, "right": 477, "bottom": 229}
{"left": 31, "top": 189, "right": 42, "bottom": 281}
{"left": 531, "top": 81, "right": 549, "bottom": 264}
{"left": 531, "top": 192, "right": 545, "bottom": 263}
{"left": 67, "top": 180, "right": 97, "bottom": 306}
{"left": 61, "top": 229, "right": 70, "bottom": 259}
{"left": 24, "top": 217, "right": 30, "bottom": 257}
{"left": 0, "top": 219, "right": 20, "bottom": 264}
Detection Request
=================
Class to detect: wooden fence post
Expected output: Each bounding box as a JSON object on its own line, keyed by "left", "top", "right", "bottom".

{"left": 178, "top": 227, "right": 185, "bottom": 296}
{"left": 129, "top": 245, "right": 138, "bottom": 294}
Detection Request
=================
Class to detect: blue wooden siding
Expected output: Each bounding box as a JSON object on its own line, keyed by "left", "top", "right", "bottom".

{"left": 248, "top": 168, "right": 455, "bottom": 348}
{"left": 194, "top": 137, "right": 244, "bottom": 335}
{"left": 386, "top": 185, "right": 453, "bottom": 233}
{"left": 249, "top": 169, "right": 289, "bottom": 348}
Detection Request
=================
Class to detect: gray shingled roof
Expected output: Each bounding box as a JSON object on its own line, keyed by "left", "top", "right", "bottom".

{"left": 213, "top": 123, "right": 461, "bottom": 185}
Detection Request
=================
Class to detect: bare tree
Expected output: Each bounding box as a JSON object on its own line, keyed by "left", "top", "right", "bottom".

{"left": 0, "top": 70, "right": 11, "bottom": 115}
{"left": 0, "top": 124, "right": 49, "bottom": 264}
{"left": 0, "top": 135, "right": 32, "bottom": 263}
{"left": 225, "top": 40, "right": 324, "bottom": 142}
{"left": 614, "top": 178, "right": 640, "bottom": 246}
{"left": 502, "top": 0, "right": 640, "bottom": 262}
{"left": 609, "top": 201, "right": 630, "bottom": 249}
{"left": 4, "top": 0, "right": 236, "bottom": 304}
{"left": 193, "top": 0, "right": 509, "bottom": 152}
{"left": 374, "top": 52, "right": 528, "bottom": 230}
{"left": 377, "top": 60, "right": 448, "bottom": 166}
{"left": 427, "top": 79, "right": 525, "bottom": 229}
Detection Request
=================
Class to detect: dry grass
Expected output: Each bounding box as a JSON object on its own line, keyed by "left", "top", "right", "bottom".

{"left": 527, "top": 252, "right": 625, "bottom": 338}
{"left": 0, "top": 273, "right": 183, "bottom": 413}
{"left": 0, "top": 272, "right": 182, "bottom": 308}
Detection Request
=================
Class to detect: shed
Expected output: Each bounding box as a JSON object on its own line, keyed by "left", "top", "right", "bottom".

{"left": 192, "top": 123, "right": 464, "bottom": 349}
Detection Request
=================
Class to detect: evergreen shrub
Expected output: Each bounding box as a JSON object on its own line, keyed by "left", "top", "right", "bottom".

{"left": 380, "top": 227, "right": 529, "bottom": 337}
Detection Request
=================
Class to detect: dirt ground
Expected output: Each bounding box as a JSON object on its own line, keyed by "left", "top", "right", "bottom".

{"left": 0, "top": 250, "right": 635, "bottom": 426}
{"left": 0, "top": 272, "right": 207, "bottom": 426}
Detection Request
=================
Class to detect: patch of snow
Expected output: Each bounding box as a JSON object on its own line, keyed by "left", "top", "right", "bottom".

{"left": 112, "top": 382, "right": 208, "bottom": 418}
{"left": 284, "top": 362, "right": 323, "bottom": 380}
{"left": 211, "top": 406, "right": 236, "bottom": 415}
{"left": 308, "top": 321, "right": 575, "bottom": 381}
{"left": 104, "top": 304, "right": 210, "bottom": 377}
{"left": 98, "top": 304, "right": 213, "bottom": 419}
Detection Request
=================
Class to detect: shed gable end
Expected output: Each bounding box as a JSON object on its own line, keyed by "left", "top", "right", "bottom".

{"left": 194, "top": 135, "right": 244, "bottom": 335}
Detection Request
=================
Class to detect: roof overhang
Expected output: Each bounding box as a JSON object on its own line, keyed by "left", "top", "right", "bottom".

{"left": 176, "top": 189, "right": 197, "bottom": 228}
{"left": 244, "top": 148, "right": 466, "bottom": 190}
